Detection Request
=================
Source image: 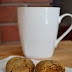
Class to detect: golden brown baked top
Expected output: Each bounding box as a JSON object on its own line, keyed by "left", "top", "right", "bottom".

{"left": 35, "top": 60, "right": 65, "bottom": 72}
{"left": 6, "top": 57, "right": 35, "bottom": 72}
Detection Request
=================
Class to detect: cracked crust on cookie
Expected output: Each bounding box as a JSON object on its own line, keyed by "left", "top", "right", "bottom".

{"left": 35, "top": 60, "right": 65, "bottom": 72}
{"left": 6, "top": 57, "right": 35, "bottom": 72}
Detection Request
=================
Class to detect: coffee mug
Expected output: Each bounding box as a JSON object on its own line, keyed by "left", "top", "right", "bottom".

{"left": 18, "top": 7, "right": 72, "bottom": 58}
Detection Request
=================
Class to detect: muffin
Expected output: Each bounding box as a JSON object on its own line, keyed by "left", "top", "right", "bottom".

{"left": 6, "top": 57, "right": 35, "bottom": 72}
{"left": 35, "top": 60, "right": 65, "bottom": 72}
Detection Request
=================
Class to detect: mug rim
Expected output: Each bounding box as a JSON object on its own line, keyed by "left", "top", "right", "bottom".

{"left": 18, "top": 7, "right": 60, "bottom": 9}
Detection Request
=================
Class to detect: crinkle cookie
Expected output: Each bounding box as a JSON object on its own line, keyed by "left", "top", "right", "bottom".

{"left": 35, "top": 60, "right": 65, "bottom": 72}
{"left": 6, "top": 57, "right": 35, "bottom": 72}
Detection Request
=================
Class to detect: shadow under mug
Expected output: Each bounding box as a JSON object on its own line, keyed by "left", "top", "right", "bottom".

{"left": 18, "top": 7, "right": 72, "bottom": 58}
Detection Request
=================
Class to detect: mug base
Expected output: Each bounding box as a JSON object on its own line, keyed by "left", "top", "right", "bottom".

{"left": 23, "top": 52, "right": 54, "bottom": 59}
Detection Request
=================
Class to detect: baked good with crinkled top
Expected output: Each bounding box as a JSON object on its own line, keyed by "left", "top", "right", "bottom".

{"left": 6, "top": 57, "right": 35, "bottom": 72}
{"left": 35, "top": 60, "right": 65, "bottom": 72}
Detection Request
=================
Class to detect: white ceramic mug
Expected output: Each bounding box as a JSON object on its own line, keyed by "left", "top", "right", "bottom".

{"left": 18, "top": 7, "right": 72, "bottom": 58}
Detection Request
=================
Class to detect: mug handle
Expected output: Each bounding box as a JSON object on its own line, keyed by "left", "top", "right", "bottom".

{"left": 55, "top": 13, "right": 72, "bottom": 48}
